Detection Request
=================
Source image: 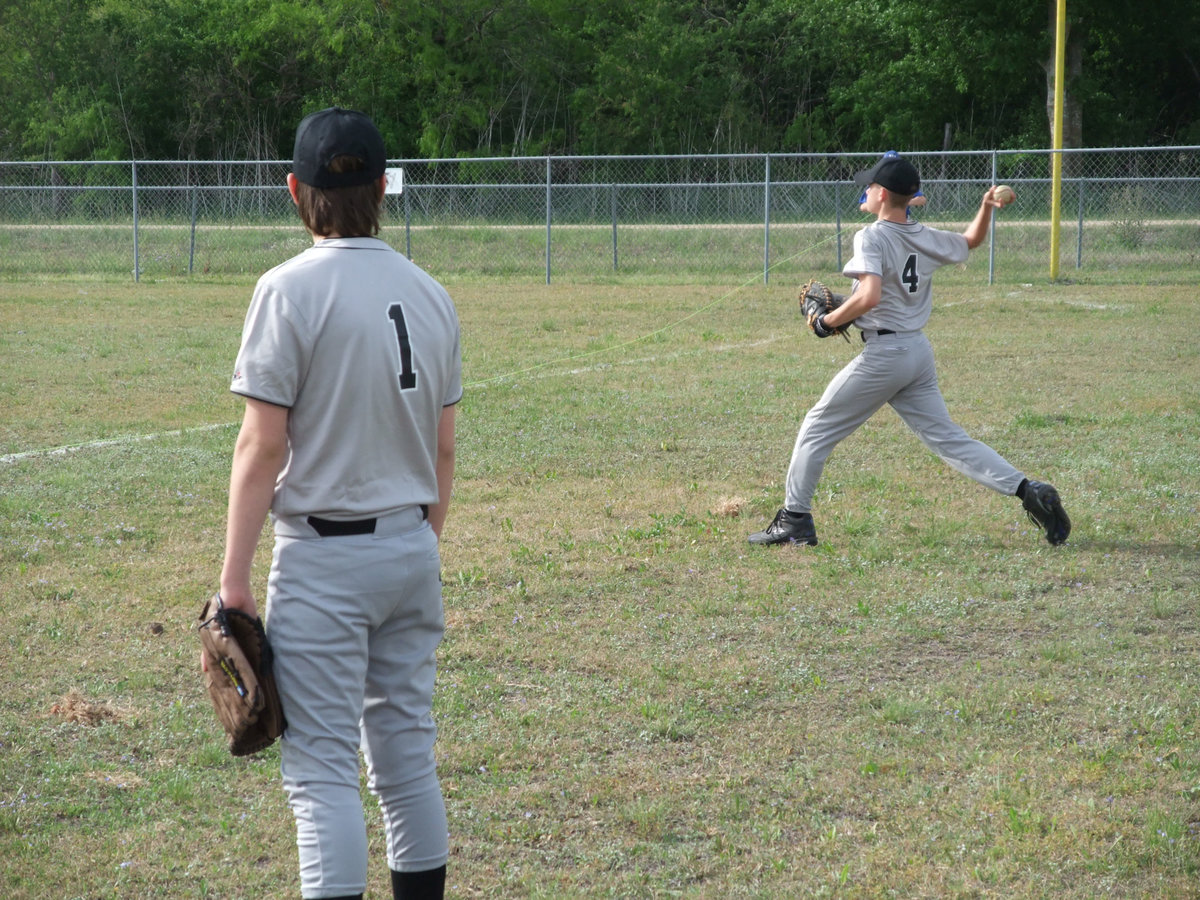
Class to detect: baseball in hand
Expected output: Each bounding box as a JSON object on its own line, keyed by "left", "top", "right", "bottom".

{"left": 994, "top": 185, "right": 1016, "bottom": 206}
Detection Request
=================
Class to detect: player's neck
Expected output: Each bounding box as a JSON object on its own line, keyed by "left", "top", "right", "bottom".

{"left": 877, "top": 208, "right": 909, "bottom": 224}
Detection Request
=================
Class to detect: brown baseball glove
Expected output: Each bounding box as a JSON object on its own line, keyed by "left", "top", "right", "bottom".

{"left": 799, "top": 279, "right": 850, "bottom": 341}
{"left": 197, "top": 593, "right": 285, "bottom": 756}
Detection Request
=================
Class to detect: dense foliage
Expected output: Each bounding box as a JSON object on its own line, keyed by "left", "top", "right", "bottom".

{"left": 1, "top": 0, "right": 1197, "bottom": 160}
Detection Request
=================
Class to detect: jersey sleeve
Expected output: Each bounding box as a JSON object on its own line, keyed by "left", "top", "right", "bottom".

{"left": 230, "top": 281, "right": 309, "bottom": 408}
{"left": 842, "top": 228, "right": 882, "bottom": 279}
{"left": 929, "top": 229, "right": 970, "bottom": 266}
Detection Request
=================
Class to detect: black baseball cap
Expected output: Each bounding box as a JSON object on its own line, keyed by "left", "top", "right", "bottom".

{"left": 853, "top": 153, "right": 921, "bottom": 195}
{"left": 292, "top": 107, "right": 386, "bottom": 188}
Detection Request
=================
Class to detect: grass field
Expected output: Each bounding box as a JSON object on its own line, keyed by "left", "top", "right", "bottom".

{"left": 1, "top": 272, "right": 1198, "bottom": 898}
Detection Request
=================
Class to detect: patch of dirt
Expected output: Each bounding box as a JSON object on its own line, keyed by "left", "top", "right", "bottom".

{"left": 712, "top": 496, "right": 746, "bottom": 517}
{"left": 50, "top": 689, "right": 122, "bottom": 726}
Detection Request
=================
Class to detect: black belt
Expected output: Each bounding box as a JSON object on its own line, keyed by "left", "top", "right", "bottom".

{"left": 307, "top": 505, "right": 428, "bottom": 537}
{"left": 861, "top": 329, "right": 895, "bottom": 342}
{"left": 307, "top": 515, "right": 375, "bottom": 536}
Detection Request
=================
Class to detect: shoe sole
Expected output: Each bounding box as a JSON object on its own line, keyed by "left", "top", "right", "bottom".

{"left": 747, "top": 533, "right": 818, "bottom": 547}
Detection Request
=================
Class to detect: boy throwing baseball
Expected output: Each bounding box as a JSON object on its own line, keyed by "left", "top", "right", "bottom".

{"left": 218, "top": 107, "right": 461, "bottom": 899}
{"left": 749, "top": 153, "right": 1069, "bottom": 548}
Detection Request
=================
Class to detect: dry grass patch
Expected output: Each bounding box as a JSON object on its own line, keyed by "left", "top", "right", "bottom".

{"left": 49, "top": 689, "right": 124, "bottom": 726}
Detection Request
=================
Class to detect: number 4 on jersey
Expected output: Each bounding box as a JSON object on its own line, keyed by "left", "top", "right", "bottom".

{"left": 387, "top": 303, "right": 418, "bottom": 391}
{"left": 902, "top": 254, "right": 920, "bottom": 293}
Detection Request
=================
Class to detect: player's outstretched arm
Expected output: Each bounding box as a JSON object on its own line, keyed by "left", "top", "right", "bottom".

{"left": 963, "top": 187, "right": 1005, "bottom": 249}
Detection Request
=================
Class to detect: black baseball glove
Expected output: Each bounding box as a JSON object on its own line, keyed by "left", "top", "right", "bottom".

{"left": 799, "top": 279, "right": 850, "bottom": 341}
{"left": 197, "top": 593, "right": 285, "bottom": 756}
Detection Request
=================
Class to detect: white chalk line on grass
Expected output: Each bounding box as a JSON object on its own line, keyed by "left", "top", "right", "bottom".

{"left": 940, "top": 293, "right": 1132, "bottom": 310}
{"left": 464, "top": 230, "right": 842, "bottom": 389}
{"left": 939, "top": 281, "right": 1135, "bottom": 311}
{"left": 1, "top": 422, "right": 235, "bottom": 465}
{"left": 2, "top": 335, "right": 788, "bottom": 466}
{"left": 520, "top": 334, "right": 784, "bottom": 381}
{"left": 7, "top": 229, "right": 839, "bottom": 466}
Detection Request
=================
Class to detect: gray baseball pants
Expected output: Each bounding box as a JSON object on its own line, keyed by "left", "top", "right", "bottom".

{"left": 266, "top": 506, "right": 448, "bottom": 900}
{"left": 785, "top": 331, "right": 1024, "bottom": 512}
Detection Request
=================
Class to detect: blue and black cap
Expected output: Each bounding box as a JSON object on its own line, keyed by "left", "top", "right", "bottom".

{"left": 854, "top": 151, "right": 921, "bottom": 196}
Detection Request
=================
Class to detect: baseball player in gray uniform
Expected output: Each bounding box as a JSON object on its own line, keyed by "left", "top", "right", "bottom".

{"left": 750, "top": 153, "right": 1069, "bottom": 548}
{"left": 217, "top": 108, "right": 462, "bottom": 900}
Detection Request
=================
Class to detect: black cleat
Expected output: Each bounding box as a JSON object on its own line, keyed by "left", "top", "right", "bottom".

{"left": 1022, "top": 481, "right": 1070, "bottom": 545}
{"left": 748, "top": 508, "right": 818, "bottom": 546}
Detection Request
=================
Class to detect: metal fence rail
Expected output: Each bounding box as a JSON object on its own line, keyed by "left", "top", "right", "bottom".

{"left": 0, "top": 148, "right": 1196, "bottom": 283}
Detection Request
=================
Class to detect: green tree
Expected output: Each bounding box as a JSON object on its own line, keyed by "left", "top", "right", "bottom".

{"left": 96, "top": 0, "right": 343, "bottom": 158}
{"left": 1, "top": 0, "right": 1197, "bottom": 159}
{"left": 575, "top": 1, "right": 766, "bottom": 154}
{"left": 345, "top": 0, "right": 589, "bottom": 158}
{"left": 1062, "top": 0, "right": 1200, "bottom": 147}
{"left": 0, "top": 0, "right": 125, "bottom": 158}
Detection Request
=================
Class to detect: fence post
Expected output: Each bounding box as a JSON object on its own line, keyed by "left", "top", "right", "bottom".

{"left": 610, "top": 182, "right": 619, "bottom": 272}
{"left": 133, "top": 160, "right": 141, "bottom": 282}
{"left": 987, "top": 151, "right": 998, "bottom": 285}
{"left": 835, "top": 180, "right": 843, "bottom": 271}
{"left": 1076, "top": 179, "right": 1085, "bottom": 269}
{"left": 404, "top": 179, "right": 413, "bottom": 260}
{"left": 545, "top": 156, "right": 552, "bottom": 285}
{"left": 188, "top": 181, "right": 198, "bottom": 275}
{"left": 763, "top": 154, "right": 771, "bottom": 284}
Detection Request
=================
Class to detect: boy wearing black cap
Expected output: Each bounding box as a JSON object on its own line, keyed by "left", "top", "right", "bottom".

{"left": 218, "top": 107, "right": 462, "bottom": 899}
{"left": 749, "top": 152, "right": 1069, "bottom": 548}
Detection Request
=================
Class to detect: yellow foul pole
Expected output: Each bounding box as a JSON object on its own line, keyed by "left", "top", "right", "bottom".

{"left": 1050, "top": 0, "right": 1067, "bottom": 280}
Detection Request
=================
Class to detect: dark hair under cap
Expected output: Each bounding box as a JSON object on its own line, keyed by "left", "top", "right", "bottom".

{"left": 292, "top": 107, "right": 386, "bottom": 189}
{"left": 853, "top": 154, "right": 921, "bottom": 195}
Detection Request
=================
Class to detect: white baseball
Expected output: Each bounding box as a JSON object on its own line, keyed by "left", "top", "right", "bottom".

{"left": 994, "top": 185, "right": 1016, "bottom": 206}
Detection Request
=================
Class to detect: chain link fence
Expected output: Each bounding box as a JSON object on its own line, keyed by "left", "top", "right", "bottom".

{"left": 1, "top": 148, "right": 1197, "bottom": 283}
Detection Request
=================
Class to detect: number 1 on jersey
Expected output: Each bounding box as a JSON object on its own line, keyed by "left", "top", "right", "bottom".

{"left": 387, "top": 303, "right": 418, "bottom": 391}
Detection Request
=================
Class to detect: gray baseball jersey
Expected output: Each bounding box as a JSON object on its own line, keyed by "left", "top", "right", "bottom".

{"left": 842, "top": 220, "right": 968, "bottom": 332}
{"left": 231, "top": 237, "right": 462, "bottom": 521}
